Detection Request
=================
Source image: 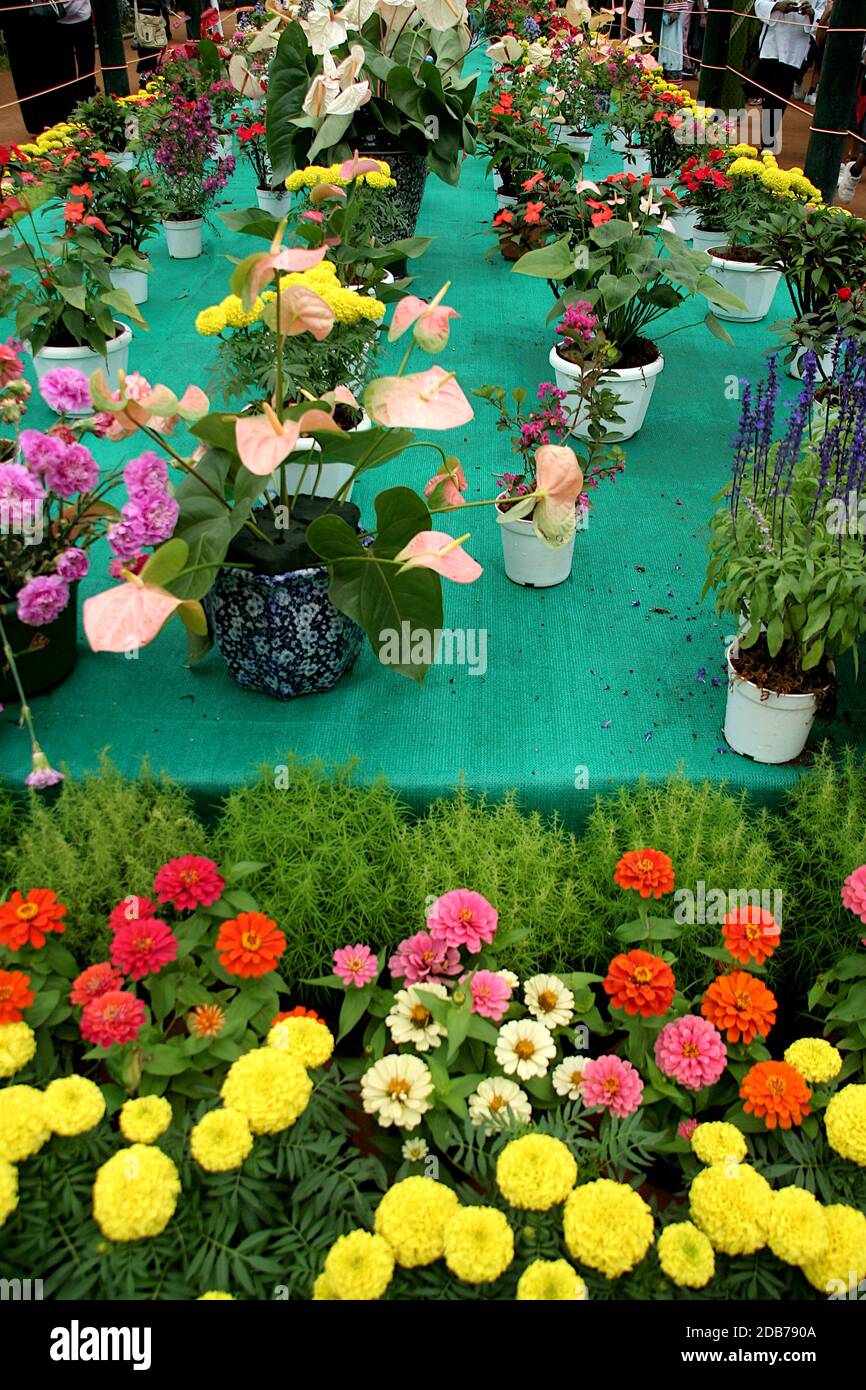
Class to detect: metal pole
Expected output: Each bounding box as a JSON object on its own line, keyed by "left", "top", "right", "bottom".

{"left": 186, "top": 0, "right": 204, "bottom": 40}
{"left": 92, "top": 0, "right": 130, "bottom": 96}
{"left": 804, "top": 0, "right": 866, "bottom": 203}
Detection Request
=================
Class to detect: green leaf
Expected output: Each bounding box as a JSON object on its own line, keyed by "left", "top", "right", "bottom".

{"left": 337, "top": 983, "right": 373, "bottom": 1041}
{"left": 511, "top": 235, "right": 577, "bottom": 281}
{"left": 140, "top": 538, "right": 189, "bottom": 587}
{"left": 142, "top": 1043, "right": 191, "bottom": 1076}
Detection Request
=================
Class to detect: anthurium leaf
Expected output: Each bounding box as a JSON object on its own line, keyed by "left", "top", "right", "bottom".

{"left": 140, "top": 538, "right": 189, "bottom": 587}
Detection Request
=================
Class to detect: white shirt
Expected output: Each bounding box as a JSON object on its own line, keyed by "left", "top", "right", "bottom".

{"left": 59, "top": 0, "right": 92, "bottom": 21}
{"left": 754, "top": 0, "right": 826, "bottom": 69}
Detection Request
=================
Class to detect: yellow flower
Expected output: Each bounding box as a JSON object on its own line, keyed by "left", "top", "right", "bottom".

{"left": 195, "top": 305, "right": 227, "bottom": 336}
{"left": 311, "top": 1272, "right": 340, "bottom": 1300}
{"left": 0, "top": 1085, "right": 49, "bottom": 1162}
{"left": 43, "top": 1076, "right": 105, "bottom": 1136}
{"left": 267, "top": 1016, "right": 334, "bottom": 1069}
{"left": 767, "top": 1186, "right": 828, "bottom": 1265}
{"left": 119, "top": 1095, "right": 172, "bottom": 1144}
{"left": 824, "top": 1084, "right": 866, "bottom": 1166}
{"left": 495, "top": 1134, "right": 577, "bottom": 1211}
{"left": 220, "top": 294, "right": 265, "bottom": 328}
{"left": 563, "top": 1180, "right": 653, "bottom": 1279}
{"left": 0, "top": 1158, "right": 18, "bottom": 1228}
{"left": 443, "top": 1206, "right": 515, "bottom": 1284}
{"left": 197, "top": 1291, "right": 234, "bottom": 1300}
{"left": 801, "top": 1204, "right": 866, "bottom": 1294}
{"left": 190, "top": 1107, "right": 253, "bottom": 1171}
{"left": 92, "top": 1144, "right": 181, "bottom": 1242}
{"left": 690, "top": 1121, "right": 747, "bottom": 1167}
{"left": 783, "top": 1038, "right": 842, "bottom": 1085}
{"left": 657, "top": 1221, "right": 715, "bottom": 1289}
{"left": 323, "top": 1230, "right": 394, "bottom": 1300}
{"left": 516, "top": 1258, "right": 587, "bottom": 1300}
{"left": 220, "top": 1047, "right": 312, "bottom": 1134}
{"left": 0, "top": 1021, "right": 36, "bottom": 1079}
{"left": 284, "top": 164, "right": 335, "bottom": 191}
{"left": 689, "top": 1162, "right": 773, "bottom": 1255}
{"left": 374, "top": 1175, "right": 460, "bottom": 1267}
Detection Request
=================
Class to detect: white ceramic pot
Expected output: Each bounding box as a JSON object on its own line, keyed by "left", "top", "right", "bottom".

{"left": 215, "top": 133, "right": 233, "bottom": 161}
{"left": 723, "top": 640, "right": 829, "bottom": 764}
{"left": 623, "top": 146, "right": 652, "bottom": 175}
{"left": 162, "top": 218, "right": 203, "bottom": 259}
{"left": 497, "top": 501, "right": 576, "bottom": 587}
{"left": 560, "top": 128, "right": 593, "bottom": 159}
{"left": 30, "top": 322, "right": 132, "bottom": 414}
{"left": 107, "top": 149, "right": 135, "bottom": 172}
{"left": 255, "top": 187, "right": 291, "bottom": 216}
{"left": 708, "top": 253, "right": 782, "bottom": 323}
{"left": 670, "top": 204, "right": 700, "bottom": 241}
{"left": 267, "top": 413, "right": 372, "bottom": 501}
{"left": 549, "top": 344, "right": 665, "bottom": 442}
{"left": 691, "top": 225, "right": 726, "bottom": 255}
{"left": 110, "top": 264, "right": 149, "bottom": 306}
{"left": 788, "top": 344, "right": 834, "bottom": 381}
{"left": 492, "top": 169, "right": 517, "bottom": 208}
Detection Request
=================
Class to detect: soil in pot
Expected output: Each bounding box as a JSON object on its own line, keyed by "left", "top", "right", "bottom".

{"left": 43, "top": 321, "right": 127, "bottom": 351}
{"left": 710, "top": 243, "right": 767, "bottom": 264}
{"left": 731, "top": 633, "right": 836, "bottom": 711}
{"left": 556, "top": 334, "right": 660, "bottom": 372}
{"left": 225, "top": 494, "right": 361, "bottom": 574}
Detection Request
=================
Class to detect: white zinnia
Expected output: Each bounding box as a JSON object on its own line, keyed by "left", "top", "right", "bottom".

{"left": 495, "top": 1019, "right": 556, "bottom": 1080}
{"left": 401, "top": 1137, "right": 429, "bottom": 1163}
{"left": 468, "top": 1078, "right": 532, "bottom": 1133}
{"left": 386, "top": 982, "right": 448, "bottom": 1052}
{"left": 361, "top": 1054, "right": 433, "bottom": 1130}
{"left": 497, "top": 970, "right": 520, "bottom": 990}
{"left": 524, "top": 975, "right": 575, "bottom": 1029}
{"left": 552, "top": 1055, "right": 588, "bottom": 1101}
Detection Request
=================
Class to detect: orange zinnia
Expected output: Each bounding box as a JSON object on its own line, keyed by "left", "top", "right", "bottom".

{"left": 187, "top": 1003, "right": 226, "bottom": 1038}
{"left": 740, "top": 1060, "right": 812, "bottom": 1130}
{"left": 701, "top": 970, "right": 777, "bottom": 1045}
{"left": 272, "top": 1006, "right": 323, "bottom": 1026}
{"left": 603, "top": 949, "right": 676, "bottom": 1018}
{"left": 215, "top": 911, "right": 286, "bottom": 979}
{"left": 0, "top": 969, "right": 34, "bottom": 1023}
{"left": 613, "top": 849, "right": 675, "bottom": 899}
{"left": 0, "top": 888, "right": 67, "bottom": 950}
{"left": 722, "top": 906, "right": 780, "bottom": 966}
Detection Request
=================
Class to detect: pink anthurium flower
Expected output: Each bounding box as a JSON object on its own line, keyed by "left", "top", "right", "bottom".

{"left": 423, "top": 456, "right": 467, "bottom": 508}
{"left": 83, "top": 573, "right": 202, "bottom": 652}
{"left": 244, "top": 227, "right": 329, "bottom": 305}
{"left": 365, "top": 367, "right": 474, "bottom": 430}
{"left": 395, "top": 531, "right": 482, "bottom": 584}
{"left": 273, "top": 284, "right": 335, "bottom": 340}
{"left": 90, "top": 370, "right": 209, "bottom": 439}
{"left": 532, "top": 444, "right": 584, "bottom": 546}
{"left": 310, "top": 182, "right": 346, "bottom": 205}
{"left": 235, "top": 403, "right": 302, "bottom": 476}
{"left": 388, "top": 282, "right": 460, "bottom": 353}
{"left": 339, "top": 150, "right": 384, "bottom": 181}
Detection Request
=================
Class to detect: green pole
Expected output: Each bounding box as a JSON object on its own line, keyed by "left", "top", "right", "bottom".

{"left": 698, "top": 0, "right": 734, "bottom": 109}
{"left": 804, "top": 0, "right": 865, "bottom": 203}
{"left": 187, "top": 0, "right": 204, "bottom": 41}
{"left": 92, "top": 0, "right": 130, "bottom": 96}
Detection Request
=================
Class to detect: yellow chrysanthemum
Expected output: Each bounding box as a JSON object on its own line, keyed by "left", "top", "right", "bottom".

{"left": 190, "top": 1107, "right": 254, "bottom": 1172}
{"left": 267, "top": 1016, "right": 334, "bottom": 1069}
{"left": 767, "top": 1186, "right": 828, "bottom": 1265}
{"left": 374, "top": 1175, "right": 460, "bottom": 1267}
{"left": 0, "top": 1021, "right": 36, "bottom": 1078}
{"left": 220, "top": 294, "right": 265, "bottom": 328}
{"left": 0, "top": 1158, "right": 18, "bottom": 1228}
{"left": 730, "top": 143, "right": 758, "bottom": 156}
{"left": 657, "top": 1221, "right": 715, "bottom": 1289}
{"left": 783, "top": 1038, "right": 842, "bottom": 1085}
{"left": 563, "top": 1180, "right": 654, "bottom": 1279}
{"left": 92, "top": 1144, "right": 181, "bottom": 1242}
{"left": 0, "top": 1085, "right": 49, "bottom": 1162}
{"left": 43, "top": 1076, "right": 105, "bottom": 1137}
{"left": 119, "top": 1095, "right": 172, "bottom": 1144}
{"left": 195, "top": 305, "right": 227, "bottom": 336}
{"left": 801, "top": 1204, "right": 866, "bottom": 1295}
{"left": 284, "top": 164, "right": 335, "bottom": 191}
{"left": 322, "top": 1230, "right": 394, "bottom": 1300}
{"left": 691, "top": 1121, "right": 747, "bottom": 1167}
{"left": 824, "top": 1084, "right": 866, "bottom": 1166}
{"left": 311, "top": 1272, "right": 340, "bottom": 1300}
{"left": 689, "top": 1162, "right": 773, "bottom": 1255}
{"left": 220, "top": 1047, "right": 312, "bottom": 1135}
{"left": 197, "top": 1291, "right": 234, "bottom": 1300}
{"left": 515, "top": 1258, "right": 587, "bottom": 1300}
{"left": 443, "top": 1206, "right": 515, "bottom": 1284}
{"left": 495, "top": 1133, "right": 577, "bottom": 1211}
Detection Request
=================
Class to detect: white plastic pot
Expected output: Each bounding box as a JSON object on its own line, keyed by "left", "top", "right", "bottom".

{"left": 723, "top": 640, "right": 829, "bottom": 764}
{"left": 497, "top": 500, "right": 576, "bottom": 587}
{"left": 559, "top": 128, "right": 593, "bottom": 159}
{"left": 255, "top": 187, "right": 291, "bottom": 216}
{"left": 670, "top": 204, "right": 700, "bottom": 241}
{"left": 708, "top": 253, "right": 783, "bottom": 323}
{"left": 622, "top": 146, "right": 652, "bottom": 175}
{"left": 107, "top": 149, "right": 135, "bottom": 171}
{"left": 110, "top": 264, "right": 149, "bottom": 306}
{"left": 30, "top": 322, "right": 132, "bottom": 414}
{"left": 162, "top": 218, "right": 203, "bottom": 259}
{"left": 549, "top": 343, "right": 665, "bottom": 442}
{"left": 267, "top": 413, "right": 372, "bottom": 501}
{"left": 691, "top": 225, "right": 726, "bottom": 255}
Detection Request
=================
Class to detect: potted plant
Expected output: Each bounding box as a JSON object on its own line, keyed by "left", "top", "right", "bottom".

{"left": 72, "top": 92, "right": 135, "bottom": 169}
{"left": 703, "top": 344, "right": 866, "bottom": 763}
{"left": 547, "top": 36, "right": 609, "bottom": 160}
{"left": 671, "top": 146, "right": 734, "bottom": 246}
{"left": 476, "top": 75, "right": 571, "bottom": 208}
{"left": 490, "top": 174, "right": 556, "bottom": 261}
{"left": 230, "top": 107, "right": 289, "bottom": 216}
{"left": 148, "top": 85, "right": 236, "bottom": 259}
{"left": 100, "top": 169, "right": 167, "bottom": 308}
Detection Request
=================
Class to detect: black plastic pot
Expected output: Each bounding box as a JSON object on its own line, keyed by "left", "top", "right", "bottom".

{"left": 0, "top": 582, "right": 79, "bottom": 702}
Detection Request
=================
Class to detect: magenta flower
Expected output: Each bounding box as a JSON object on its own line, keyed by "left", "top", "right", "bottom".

{"left": 55, "top": 548, "right": 90, "bottom": 582}
{"left": 580, "top": 1054, "right": 644, "bottom": 1118}
{"left": 470, "top": 969, "right": 512, "bottom": 1021}
{"left": 37, "top": 367, "right": 92, "bottom": 414}
{"left": 427, "top": 889, "right": 498, "bottom": 954}
{"left": 0, "top": 462, "right": 45, "bottom": 505}
{"left": 333, "top": 943, "right": 378, "bottom": 988}
{"left": 110, "top": 917, "right": 179, "bottom": 980}
{"left": 678, "top": 1118, "right": 698, "bottom": 1141}
{"left": 388, "top": 929, "right": 462, "bottom": 984}
{"left": 16, "top": 574, "right": 70, "bottom": 626}
{"left": 841, "top": 864, "right": 866, "bottom": 924}
{"left": 121, "top": 492, "right": 179, "bottom": 546}
{"left": 654, "top": 1014, "right": 727, "bottom": 1091}
{"left": 18, "top": 430, "right": 67, "bottom": 475}
{"left": 124, "top": 451, "right": 170, "bottom": 498}
{"left": 43, "top": 442, "right": 99, "bottom": 499}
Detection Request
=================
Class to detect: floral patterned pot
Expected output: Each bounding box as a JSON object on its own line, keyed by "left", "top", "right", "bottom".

{"left": 361, "top": 147, "right": 427, "bottom": 241}
{"left": 0, "top": 585, "right": 79, "bottom": 702}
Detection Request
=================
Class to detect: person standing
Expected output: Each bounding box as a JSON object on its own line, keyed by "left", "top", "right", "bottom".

{"left": 0, "top": 0, "right": 73, "bottom": 133}
{"left": 58, "top": 0, "right": 97, "bottom": 110}
{"left": 752, "top": 0, "right": 826, "bottom": 153}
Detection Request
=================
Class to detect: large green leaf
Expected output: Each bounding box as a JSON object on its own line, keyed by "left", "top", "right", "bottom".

{"left": 266, "top": 21, "right": 314, "bottom": 183}
{"left": 511, "top": 235, "right": 576, "bottom": 280}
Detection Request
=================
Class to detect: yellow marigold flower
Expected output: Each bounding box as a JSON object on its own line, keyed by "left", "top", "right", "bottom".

{"left": 657, "top": 1221, "right": 715, "bottom": 1289}
{"left": 311, "top": 1272, "right": 340, "bottom": 1300}
{"left": 43, "top": 1076, "right": 105, "bottom": 1136}
{"left": 0, "top": 1021, "right": 36, "bottom": 1079}
{"left": 120, "top": 1095, "right": 172, "bottom": 1144}
{"left": 190, "top": 1106, "right": 253, "bottom": 1172}
{"left": 563, "top": 1179, "right": 653, "bottom": 1279}
{"left": 195, "top": 305, "right": 227, "bottom": 336}
{"left": 767, "top": 1186, "right": 828, "bottom": 1265}
{"left": 783, "top": 1038, "right": 842, "bottom": 1085}
{"left": 0, "top": 1158, "right": 18, "bottom": 1228}
{"left": 323, "top": 1230, "right": 394, "bottom": 1300}
{"left": 516, "top": 1258, "right": 587, "bottom": 1300}
{"left": 197, "top": 1291, "right": 234, "bottom": 1300}
{"left": 443, "top": 1206, "right": 515, "bottom": 1284}
{"left": 824, "top": 1084, "right": 866, "bottom": 1166}
{"left": 363, "top": 171, "right": 397, "bottom": 189}
{"left": 374, "top": 1175, "right": 460, "bottom": 1267}
{"left": 495, "top": 1133, "right": 577, "bottom": 1211}
{"left": 220, "top": 1046, "right": 312, "bottom": 1134}
{"left": 221, "top": 294, "right": 265, "bottom": 328}
{"left": 801, "top": 1203, "right": 866, "bottom": 1294}
{"left": 0, "top": 1085, "right": 49, "bottom": 1161}
{"left": 691, "top": 1121, "right": 747, "bottom": 1167}
{"left": 689, "top": 1162, "right": 773, "bottom": 1255}
{"left": 267, "top": 1016, "right": 334, "bottom": 1069}
{"left": 92, "top": 1144, "right": 181, "bottom": 1242}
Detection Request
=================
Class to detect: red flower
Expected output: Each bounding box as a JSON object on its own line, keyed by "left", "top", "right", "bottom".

{"left": 740, "top": 1060, "right": 812, "bottom": 1130}
{"left": 272, "top": 1005, "right": 323, "bottom": 1026}
{"left": 110, "top": 917, "right": 179, "bottom": 980}
{"left": 838, "top": 286, "right": 852, "bottom": 301}
{"left": 80, "top": 990, "right": 146, "bottom": 1047}
{"left": 83, "top": 214, "right": 110, "bottom": 236}
{"left": 493, "top": 208, "right": 513, "bottom": 226}
{"left": 522, "top": 171, "right": 545, "bottom": 192}
{"left": 0, "top": 969, "right": 34, "bottom": 1023}
{"left": 63, "top": 200, "right": 84, "bottom": 223}
{"left": 613, "top": 849, "right": 675, "bottom": 899}
{"left": 70, "top": 962, "right": 124, "bottom": 1006}
{"left": 722, "top": 906, "right": 780, "bottom": 966}
{"left": 524, "top": 201, "right": 545, "bottom": 224}
{"left": 154, "top": 856, "right": 225, "bottom": 911}
{"left": 108, "top": 895, "right": 159, "bottom": 934}
{"left": 216, "top": 912, "right": 286, "bottom": 978}
{"left": 70, "top": 182, "right": 92, "bottom": 199}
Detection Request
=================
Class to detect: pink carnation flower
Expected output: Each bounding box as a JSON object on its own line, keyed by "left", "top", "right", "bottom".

{"left": 80, "top": 989, "right": 146, "bottom": 1047}
{"left": 470, "top": 969, "right": 512, "bottom": 1021}
{"left": 580, "top": 1054, "right": 644, "bottom": 1118}
{"left": 841, "top": 864, "right": 866, "bottom": 925}
{"left": 110, "top": 917, "right": 179, "bottom": 980}
{"left": 388, "top": 929, "right": 462, "bottom": 984}
{"left": 108, "top": 895, "right": 159, "bottom": 934}
{"left": 154, "top": 855, "right": 225, "bottom": 911}
{"left": 333, "top": 943, "right": 378, "bottom": 988}
{"left": 654, "top": 1014, "right": 728, "bottom": 1091}
{"left": 70, "top": 961, "right": 124, "bottom": 1007}
{"left": 678, "top": 1118, "right": 698, "bottom": 1141}
{"left": 427, "top": 889, "right": 498, "bottom": 954}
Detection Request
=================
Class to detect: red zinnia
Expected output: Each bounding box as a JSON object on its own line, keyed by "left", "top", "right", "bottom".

{"left": 154, "top": 855, "right": 225, "bottom": 911}
{"left": 0, "top": 889, "right": 67, "bottom": 950}
{"left": 70, "top": 961, "right": 124, "bottom": 1006}
{"left": 272, "top": 1005, "right": 323, "bottom": 1026}
{"left": 0, "top": 969, "right": 34, "bottom": 1023}
{"left": 722, "top": 906, "right": 780, "bottom": 966}
{"left": 613, "top": 848, "right": 675, "bottom": 899}
{"left": 603, "top": 949, "right": 676, "bottom": 1018}
{"left": 740, "top": 1060, "right": 812, "bottom": 1130}
{"left": 108, "top": 895, "right": 159, "bottom": 934}
{"left": 215, "top": 912, "right": 286, "bottom": 978}
{"left": 110, "top": 918, "right": 178, "bottom": 980}
{"left": 80, "top": 990, "right": 146, "bottom": 1047}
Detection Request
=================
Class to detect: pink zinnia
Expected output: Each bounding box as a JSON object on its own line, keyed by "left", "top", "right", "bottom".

{"left": 80, "top": 989, "right": 146, "bottom": 1047}
{"left": 469, "top": 969, "right": 511, "bottom": 1021}
{"left": 678, "top": 1118, "right": 698, "bottom": 1141}
{"left": 70, "top": 961, "right": 124, "bottom": 1006}
{"left": 333, "top": 943, "right": 379, "bottom": 988}
{"left": 153, "top": 855, "right": 225, "bottom": 911}
{"left": 427, "top": 889, "right": 498, "bottom": 955}
{"left": 388, "top": 930, "right": 462, "bottom": 985}
{"left": 654, "top": 1014, "right": 728, "bottom": 1091}
{"left": 110, "top": 917, "right": 179, "bottom": 980}
{"left": 580, "top": 1054, "right": 644, "bottom": 1118}
{"left": 108, "top": 895, "right": 159, "bottom": 934}
{"left": 841, "top": 864, "right": 866, "bottom": 924}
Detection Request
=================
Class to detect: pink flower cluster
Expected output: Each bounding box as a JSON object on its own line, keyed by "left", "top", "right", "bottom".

{"left": 654, "top": 1014, "right": 727, "bottom": 1091}
{"left": 841, "top": 864, "right": 866, "bottom": 942}
{"left": 556, "top": 299, "right": 599, "bottom": 350}
{"left": 580, "top": 1054, "right": 644, "bottom": 1118}
{"left": 469, "top": 968, "right": 511, "bottom": 1021}
{"left": 107, "top": 449, "right": 179, "bottom": 564}
{"left": 427, "top": 889, "right": 498, "bottom": 954}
